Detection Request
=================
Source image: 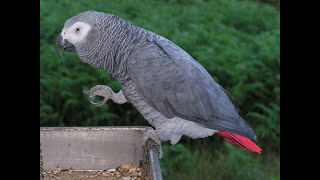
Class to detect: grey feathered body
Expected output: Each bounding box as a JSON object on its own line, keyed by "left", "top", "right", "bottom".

{"left": 97, "top": 23, "right": 216, "bottom": 143}
{"left": 65, "top": 11, "right": 257, "bottom": 143}
{"left": 122, "top": 75, "right": 216, "bottom": 144}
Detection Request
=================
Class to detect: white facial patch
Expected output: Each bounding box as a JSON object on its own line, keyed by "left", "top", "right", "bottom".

{"left": 61, "top": 22, "right": 91, "bottom": 44}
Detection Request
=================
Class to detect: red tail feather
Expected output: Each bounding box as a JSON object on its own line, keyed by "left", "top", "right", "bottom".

{"left": 217, "top": 132, "right": 262, "bottom": 154}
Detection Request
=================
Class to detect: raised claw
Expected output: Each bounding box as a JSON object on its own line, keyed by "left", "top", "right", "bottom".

{"left": 83, "top": 85, "right": 127, "bottom": 106}
{"left": 83, "top": 89, "right": 108, "bottom": 107}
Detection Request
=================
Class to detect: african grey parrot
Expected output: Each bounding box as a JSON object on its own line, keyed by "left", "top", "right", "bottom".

{"left": 55, "top": 11, "right": 261, "bottom": 154}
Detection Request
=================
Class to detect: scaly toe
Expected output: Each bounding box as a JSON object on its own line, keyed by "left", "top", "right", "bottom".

{"left": 97, "top": 99, "right": 107, "bottom": 107}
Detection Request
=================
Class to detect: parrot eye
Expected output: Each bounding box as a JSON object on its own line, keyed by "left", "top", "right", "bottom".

{"left": 66, "top": 22, "right": 91, "bottom": 44}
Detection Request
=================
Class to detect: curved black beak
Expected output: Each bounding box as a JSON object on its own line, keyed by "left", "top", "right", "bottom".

{"left": 55, "top": 33, "right": 76, "bottom": 59}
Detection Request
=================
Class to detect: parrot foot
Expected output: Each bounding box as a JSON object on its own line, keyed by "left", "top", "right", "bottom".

{"left": 170, "top": 135, "right": 182, "bottom": 145}
{"left": 142, "top": 129, "right": 162, "bottom": 158}
{"left": 83, "top": 85, "right": 127, "bottom": 107}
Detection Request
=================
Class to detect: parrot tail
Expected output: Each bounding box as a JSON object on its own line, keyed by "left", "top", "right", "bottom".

{"left": 217, "top": 132, "right": 262, "bottom": 154}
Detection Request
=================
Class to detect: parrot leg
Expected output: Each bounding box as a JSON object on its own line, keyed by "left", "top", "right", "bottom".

{"left": 142, "top": 129, "right": 163, "bottom": 158}
{"left": 169, "top": 135, "right": 182, "bottom": 145}
{"left": 83, "top": 85, "right": 127, "bottom": 107}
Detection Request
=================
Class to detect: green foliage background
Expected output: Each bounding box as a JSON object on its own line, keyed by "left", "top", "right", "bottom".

{"left": 40, "top": 0, "right": 280, "bottom": 179}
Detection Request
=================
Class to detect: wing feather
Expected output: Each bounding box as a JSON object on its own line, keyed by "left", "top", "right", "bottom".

{"left": 127, "top": 35, "right": 256, "bottom": 141}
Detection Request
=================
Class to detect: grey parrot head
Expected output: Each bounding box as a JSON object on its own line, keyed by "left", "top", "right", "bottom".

{"left": 55, "top": 11, "right": 122, "bottom": 62}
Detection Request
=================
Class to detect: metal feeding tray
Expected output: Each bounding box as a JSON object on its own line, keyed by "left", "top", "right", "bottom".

{"left": 40, "top": 126, "right": 163, "bottom": 180}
